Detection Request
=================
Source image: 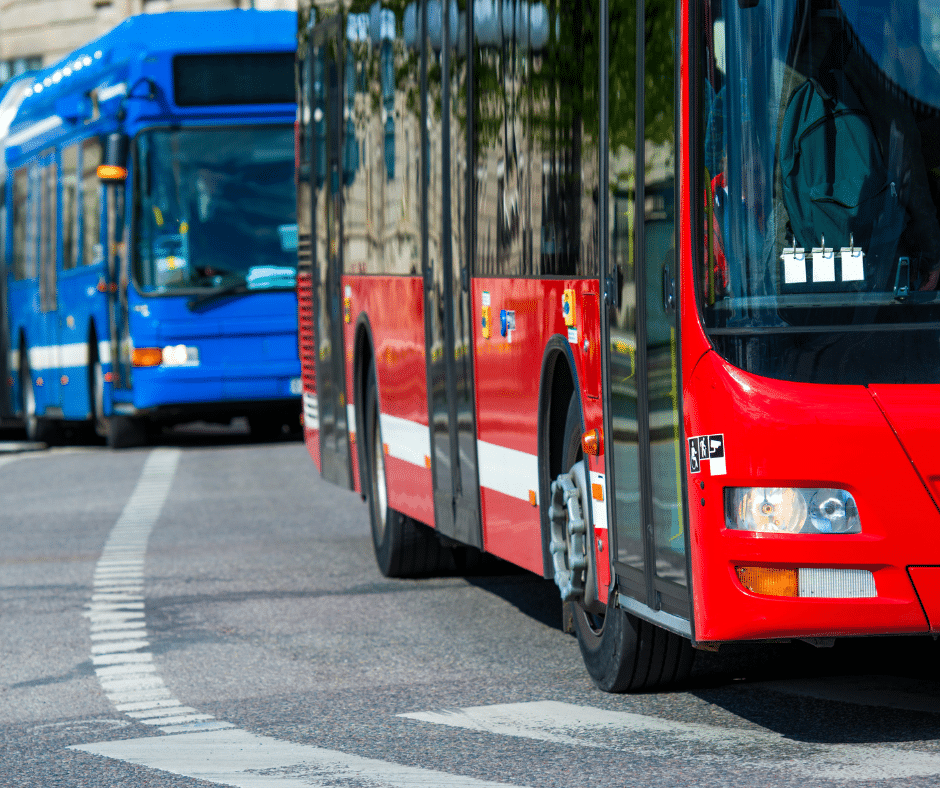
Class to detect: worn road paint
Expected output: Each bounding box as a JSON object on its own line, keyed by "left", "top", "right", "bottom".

{"left": 401, "top": 701, "right": 940, "bottom": 782}
{"left": 71, "top": 729, "right": 521, "bottom": 788}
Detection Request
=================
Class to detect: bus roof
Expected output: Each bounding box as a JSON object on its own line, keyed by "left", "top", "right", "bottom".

{"left": 6, "top": 9, "right": 296, "bottom": 158}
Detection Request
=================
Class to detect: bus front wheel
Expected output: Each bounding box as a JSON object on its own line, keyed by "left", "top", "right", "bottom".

{"left": 558, "top": 392, "right": 693, "bottom": 692}
{"left": 107, "top": 415, "right": 148, "bottom": 450}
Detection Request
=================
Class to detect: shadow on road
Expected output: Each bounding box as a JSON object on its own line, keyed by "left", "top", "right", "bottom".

{"left": 689, "top": 636, "right": 940, "bottom": 743}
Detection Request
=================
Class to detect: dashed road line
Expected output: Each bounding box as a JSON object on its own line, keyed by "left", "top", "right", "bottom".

{"left": 83, "top": 448, "right": 233, "bottom": 735}
{"left": 73, "top": 448, "right": 528, "bottom": 787}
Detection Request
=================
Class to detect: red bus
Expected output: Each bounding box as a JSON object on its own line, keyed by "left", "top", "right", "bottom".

{"left": 296, "top": 0, "right": 940, "bottom": 691}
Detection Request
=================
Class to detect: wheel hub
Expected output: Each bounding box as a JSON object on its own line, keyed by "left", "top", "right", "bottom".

{"left": 549, "top": 467, "right": 589, "bottom": 602}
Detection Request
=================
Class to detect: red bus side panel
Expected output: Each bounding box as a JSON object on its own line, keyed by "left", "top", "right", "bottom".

{"left": 344, "top": 275, "right": 434, "bottom": 528}
{"left": 471, "top": 277, "right": 605, "bottom": 575}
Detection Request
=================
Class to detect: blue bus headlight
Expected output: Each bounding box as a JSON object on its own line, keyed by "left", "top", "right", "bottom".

{"left": 162, "top": 344, "right": 199, "bottom": 367}
{"left": 726, "top": 488, "right": 860, "bottom": 534}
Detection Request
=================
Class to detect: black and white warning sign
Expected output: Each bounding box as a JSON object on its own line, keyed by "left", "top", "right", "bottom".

{"left": 688, "top": 434, "right": 726, "bottom": 476}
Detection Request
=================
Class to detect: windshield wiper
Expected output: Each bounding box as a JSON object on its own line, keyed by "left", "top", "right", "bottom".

{"left": 187, "top": 282, "right": 252, "bottom": 312}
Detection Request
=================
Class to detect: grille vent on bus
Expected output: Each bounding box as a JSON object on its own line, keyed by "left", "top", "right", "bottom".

{"left": 297, "top": 264, "right": 317, "bottom": 393}
{"left": 297, "top": 231, "right": 312, "bottom": 273}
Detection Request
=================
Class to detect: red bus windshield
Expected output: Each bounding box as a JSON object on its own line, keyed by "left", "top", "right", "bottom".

{"left": 700, "top": 0, "right": 940, "bottom": 384}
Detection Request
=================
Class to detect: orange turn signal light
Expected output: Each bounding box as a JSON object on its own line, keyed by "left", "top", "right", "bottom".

{"left": 581, "top": 428, "right": 602, "bottom": 456}
{"left": 736, "top": 566, "right": 798, "bottom": 597}
{"left": 132, "top": 347, "right": 163, "bottom": 367}
{"left": 97, "top": 164, "right": 127, "bottom": 183}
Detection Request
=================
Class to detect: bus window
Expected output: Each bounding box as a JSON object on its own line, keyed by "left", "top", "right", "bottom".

{"left": 62, "top": 145, "right": 78, "bottom": 271}
{"left": 12, "top": 167, "right": 28, "bottom": 280}
{"left": 82, "top": 139, "right": 102, "bottom": 267}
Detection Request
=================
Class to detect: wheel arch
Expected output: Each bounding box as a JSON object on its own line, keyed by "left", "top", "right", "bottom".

{"left": 537, "top": 335, "right": 584, "bottom": 579}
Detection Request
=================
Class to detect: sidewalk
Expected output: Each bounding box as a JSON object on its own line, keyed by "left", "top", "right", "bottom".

{"left": 0, "top": 441, "right": 46, "bottom": 453}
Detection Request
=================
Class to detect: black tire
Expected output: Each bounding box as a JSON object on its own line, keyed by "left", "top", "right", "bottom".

{"left": 90, "top": 352, "right": 108, "bottom": 439}
{"left": 107, "top": 414, "right": 148, "bottom": 450}
{"left": 365, "top": 367, "right": 453, "bottom": 578}
{"left": 248, "top": 414, "right": 285, "bottom": 441}
{"left": 20, "top": 354, "right": 59, "bottom": 445}
{"left": 560, "top": 392, "right": 694, "bottom": 692}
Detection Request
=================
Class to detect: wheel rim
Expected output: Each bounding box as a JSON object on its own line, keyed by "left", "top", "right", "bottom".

{"left": 372, "top": 411, "right": 388, "bottom": 539}
{"left": 574, "top": 603, "right": 606, "bottom": 649}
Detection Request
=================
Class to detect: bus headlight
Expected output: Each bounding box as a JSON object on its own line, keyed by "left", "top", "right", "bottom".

{"left": 161, "top": 344, "right": 199, "bottom": 367}
{"left": 726, "top": 488, "right": 860, "bottom": 534}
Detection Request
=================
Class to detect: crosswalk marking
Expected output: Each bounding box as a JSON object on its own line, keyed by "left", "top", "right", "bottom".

{"left": 71, "top": 729, "right": 524, "bottom": 788}
{"left": 401, "top": 700, "right": 940, "bottom": 782}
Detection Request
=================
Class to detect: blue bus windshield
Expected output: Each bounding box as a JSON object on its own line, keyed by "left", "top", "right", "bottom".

{"left": 134, "top": 125, "right": 296, "bottom": 292}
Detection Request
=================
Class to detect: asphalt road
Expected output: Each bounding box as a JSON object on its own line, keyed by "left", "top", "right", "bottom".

{"left": 3, "top": 428, "right": 940, "bottom": 787}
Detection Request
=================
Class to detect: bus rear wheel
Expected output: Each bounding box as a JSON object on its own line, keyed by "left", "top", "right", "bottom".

{"left": 21, "top": 354, "right": 59, "bottom": 445}
{"left": 365, "top": 367, "right": 452, "bottom": 578}
{"left": 557, "top": 392, "right": 693, "bottom": 692}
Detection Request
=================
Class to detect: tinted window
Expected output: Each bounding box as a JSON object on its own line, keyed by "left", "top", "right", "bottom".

{"left": 173, "top": 53, "right": 295, "bottom": 107}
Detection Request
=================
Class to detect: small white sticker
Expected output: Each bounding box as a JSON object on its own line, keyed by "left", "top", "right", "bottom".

{"left": 841, "top": 247, "right": 865, "bottom": 281}
{"left": 568, "top": 327, "right": 578, "bottom": 344}
{"left": 782, "top": 248, "right": 807, "bottom": 284}
{"left": 688, "top": 433, "right": 726, "bottom": 476}
{"left": 344, "top": 285, "right": 352, "bottom": 297}
{"left": 482, "top": 291, "right": 491, "bottom": 307}
{"left": 590, "top": 471, "right": 608, "bottom": 532}
{"left": 812, "top": 246, "right": 835, "bottom": 282}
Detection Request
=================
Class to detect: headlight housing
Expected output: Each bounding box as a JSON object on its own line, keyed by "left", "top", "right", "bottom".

{"left": 161, "top": 344, "right": 199, "bottom": 367}
{"left": 726, "top": 487, "right": 860, "bottom": 534}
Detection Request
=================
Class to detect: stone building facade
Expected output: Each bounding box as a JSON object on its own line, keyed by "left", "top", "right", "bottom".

{"left": 0, "top": 0, "right": 297, "bottom": 85}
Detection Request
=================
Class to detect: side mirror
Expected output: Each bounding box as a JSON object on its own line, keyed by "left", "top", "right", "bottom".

{"left": 98, "top": 132, "right": 129, "bottom": 184}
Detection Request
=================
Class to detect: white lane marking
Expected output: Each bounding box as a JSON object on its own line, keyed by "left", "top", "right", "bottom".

{"left": 400, "top": 701, "right": 940, "bottom": 782}
{"left": 86, "top": 448, "right": 233, "bottom": 736}
{"left": 76, "top": 445, "right": 530, "bottom": 787}
{"left": 90, "top": 628, "right": 147, "bottom": 641}
{"left": 476, "top": 440, "right": 538, "bottom": 505}
{"left": 91, "top": 640, "right": 150, "bottom": 654}
{"left": 71, "top": 729, "right": 524, "bottom": 788}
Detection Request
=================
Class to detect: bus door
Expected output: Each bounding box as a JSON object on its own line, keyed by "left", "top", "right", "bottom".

{"left": 422, "top": 0, "right": 482, "bottom": 548}
{"left": 38, "top": 151, "right": 61, "bottom": 410}
{"left": 102, "top": 151, "right": 130, "bottom": 391}
{"left": 0, "top": 171, "right": 9, "bottom": 419}
{"left": 311, "top": 17, "right": 352, "bottom": 489}
{"left": 603, "top": 0, "right": 690, "bottom": 621}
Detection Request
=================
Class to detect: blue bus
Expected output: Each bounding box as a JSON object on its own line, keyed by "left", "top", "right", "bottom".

{"left": 1, "top": 9, "right": 300, "bottom": 447}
